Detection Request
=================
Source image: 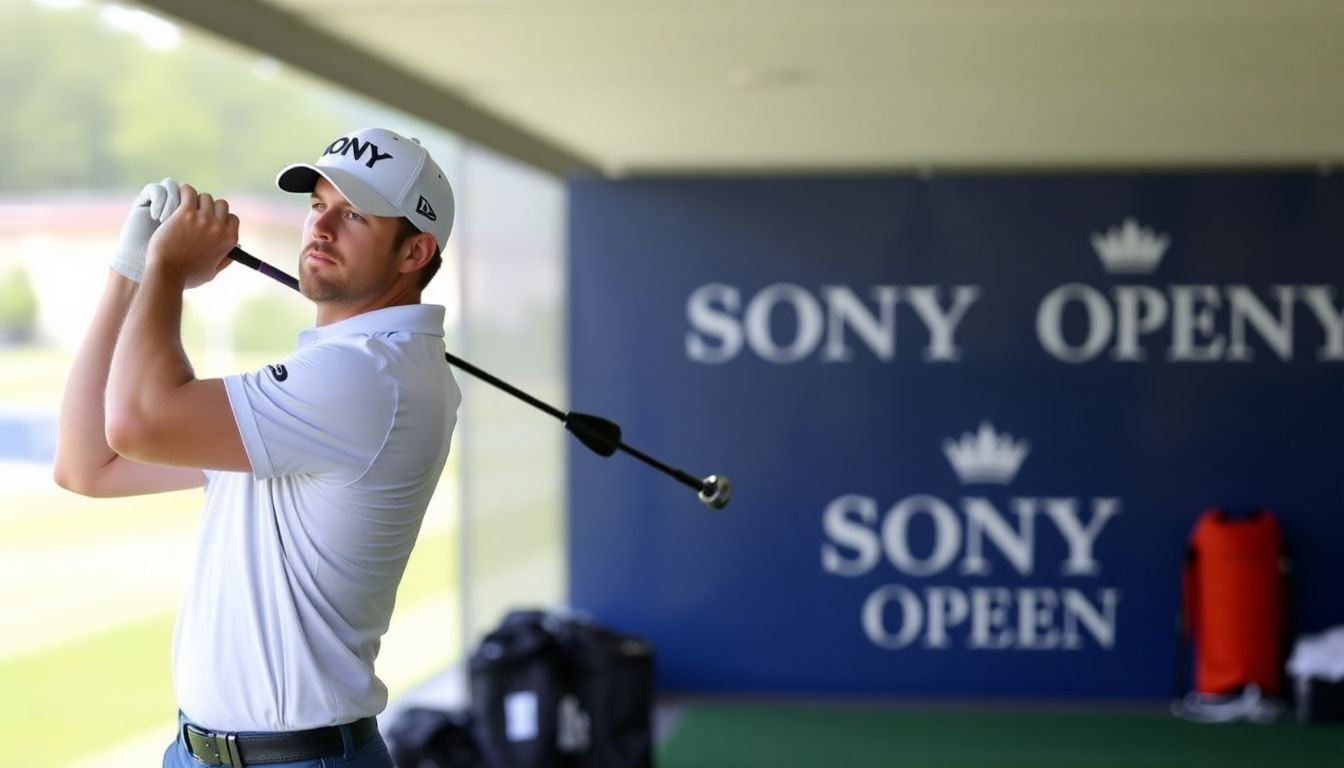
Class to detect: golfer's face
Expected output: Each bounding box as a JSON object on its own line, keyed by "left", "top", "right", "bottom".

{"left": 299, "top": 178, "right": 402, "bottom": 302}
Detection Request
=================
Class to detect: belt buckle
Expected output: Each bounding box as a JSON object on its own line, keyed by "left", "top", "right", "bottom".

{"left": 183, "top": 723, "right": 245, "bottom": 768}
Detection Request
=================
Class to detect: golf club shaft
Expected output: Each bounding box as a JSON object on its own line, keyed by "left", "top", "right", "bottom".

{"left": 452, "top": 352, "right": 700, "bottom": 492}
{"left": 228, "top": 249, "right": 566, "bottom": 417}
{"left": 615, "top": 440, "right": 704, "bottom": 492}
{"left": 437, "top": 351, "right": 565, "bottom": 422}
{"left": 225, "top": 246, "right": 724, "bottom": 503}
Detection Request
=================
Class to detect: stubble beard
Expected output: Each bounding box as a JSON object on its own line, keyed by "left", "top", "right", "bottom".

{"left": 299, "top": 266, "right": 348, "bottom": 303}
{"left": 297, "top": 243, "right": 395, "bottom": 304}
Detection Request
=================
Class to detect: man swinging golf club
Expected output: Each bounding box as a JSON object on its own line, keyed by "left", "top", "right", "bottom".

{"left": 54, "top": 127, "right": 460, "bottom": 768}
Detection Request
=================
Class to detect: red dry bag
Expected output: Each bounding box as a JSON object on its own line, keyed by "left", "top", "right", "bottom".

{"left": 1181, "top": 507, "right": 1289, "bottom": 697}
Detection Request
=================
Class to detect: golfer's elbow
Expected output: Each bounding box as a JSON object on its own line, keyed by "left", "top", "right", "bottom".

{"left": 104, "top": 406, "right": 159, "bottom": 464}
{"left": 51, "top": 452, "right": 111, "bottom": 498}
{"left": 51, "top": 458, "right": 91, "bottom": 496}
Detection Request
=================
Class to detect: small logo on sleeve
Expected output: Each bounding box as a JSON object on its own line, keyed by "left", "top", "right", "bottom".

{"left": 266, "top": 364, "right": 289, "bottom": 382}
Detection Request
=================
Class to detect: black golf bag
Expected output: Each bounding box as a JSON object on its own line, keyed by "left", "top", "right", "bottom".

{"left": 386, "top": 706, "right": 482, "bottom": 768}
{"left": 469, "top": 609, "right": 655, "bottom": 768}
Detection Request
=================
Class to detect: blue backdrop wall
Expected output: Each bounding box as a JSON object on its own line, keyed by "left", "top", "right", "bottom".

{"left": 567, "top": 173, "right": 1344, "bottom": 698}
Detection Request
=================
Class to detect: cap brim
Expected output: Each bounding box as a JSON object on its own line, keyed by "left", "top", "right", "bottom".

{"left": 275, "top": 163, "right": 402, "bottom": 218}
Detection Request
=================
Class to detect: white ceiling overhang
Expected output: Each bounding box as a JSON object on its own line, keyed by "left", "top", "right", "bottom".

{"left": 137, "top": 0, "right": 1344, "bottom": 177}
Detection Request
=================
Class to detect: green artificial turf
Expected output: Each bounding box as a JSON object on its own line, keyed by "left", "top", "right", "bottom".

{"left": 657, "top": 703, "right": 1344, "bottom": 768}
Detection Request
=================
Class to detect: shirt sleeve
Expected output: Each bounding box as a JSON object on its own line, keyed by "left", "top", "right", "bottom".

{"left": 223, "top": 341, "right": 397, "bottom": 480}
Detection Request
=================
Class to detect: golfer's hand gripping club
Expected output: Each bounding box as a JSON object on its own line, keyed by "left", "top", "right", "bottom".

{"left": 112, "top": 177, "right": 181, "bottom": 283}
{"left": 226, "top": 246, "right": 732, "bottom": 509}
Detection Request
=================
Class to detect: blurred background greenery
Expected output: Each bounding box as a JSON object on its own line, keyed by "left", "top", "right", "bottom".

{"left": 0, "top": 0, "right": 346, "bottom": 191}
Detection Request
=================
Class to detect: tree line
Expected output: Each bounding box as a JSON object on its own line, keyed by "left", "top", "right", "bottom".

{"left": 0, "top": 0, "right": 352, "bottom": 193}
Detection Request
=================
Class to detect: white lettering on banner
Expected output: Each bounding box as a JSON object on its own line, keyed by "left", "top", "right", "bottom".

{"left": 861, "top": 585, "right": 1121, "bottom": 650}
{"left": 1304, "top": 286, "right": 1344, "bottom": 360}
{"left": 823, "top": 286, "right": 898, "bottom": 361}
{"left": 821, "top": 422, "right": 1124, "bottom": 653}
{"left": 1037, "top": 284, "right": 1344, "bottom": 363}
{"left": 820, "top": 495, "right": 882, "bottom": 577}
{"left": 1046, "top": 497, "right": 1120, "bottom": 576}
{"left": 905, "top": 287, "right": 983, "bottom": 362}
{"left": 681, "top": 214, "right": 1344, "bottom": 366}
{"left": 820, "top": 494, "right": 1120, "bottom": 579}
{"left": 883, "top": 495, "right": 961, "bottom": 576}
{"left": 684, "top": 283, "right": 743, "bottom": 363}
{"left": 971, "top": 587, "right": 1014, "bottom": 649}
{"left": 961, "top": 497, "right": 1035, "bottom": 576}
{"left": 743, "top": 284, "right": 824, "bottom": 363}
{"left": 685, "top": 283, "right": 982, "bottom": 364}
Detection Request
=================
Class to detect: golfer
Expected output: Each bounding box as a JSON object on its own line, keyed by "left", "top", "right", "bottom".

{"left": 54, "top": 127, "right": 460, "bottom": 768}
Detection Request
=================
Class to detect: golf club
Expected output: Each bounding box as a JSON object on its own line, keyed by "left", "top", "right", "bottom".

{"left": 227, "top": 246, "right": 732, "bottom": 510}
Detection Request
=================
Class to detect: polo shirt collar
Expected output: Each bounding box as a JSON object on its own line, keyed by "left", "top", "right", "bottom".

{"left": 298, "top": 304, "right": 446, "bottom": 347}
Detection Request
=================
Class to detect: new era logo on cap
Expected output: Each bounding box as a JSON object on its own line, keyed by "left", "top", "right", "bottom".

{"left": 275, "top": 127, "right": 455, "bottom": 251}
{"left": 416, "top": 196, "right": 437, "bottom": 221}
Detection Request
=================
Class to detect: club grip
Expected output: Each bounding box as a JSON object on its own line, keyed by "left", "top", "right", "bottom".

{"left": 229, "top": 247, "right": 299, "bottom": 290}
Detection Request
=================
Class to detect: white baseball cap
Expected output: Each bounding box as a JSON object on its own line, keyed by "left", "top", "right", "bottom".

{"left": 276, "top": 127, "right": 454, "bottom": 251}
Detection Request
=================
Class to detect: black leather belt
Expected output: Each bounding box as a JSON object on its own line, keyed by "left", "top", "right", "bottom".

{"left": 182, "top": 717, "right": 377, "bottom": 767}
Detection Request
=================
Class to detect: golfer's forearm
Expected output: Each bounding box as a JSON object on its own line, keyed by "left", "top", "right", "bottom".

{"left": 53, "top": 272, "right": 138, "bottom": 493}
{"left": 105, "top": 266, "right": 195, "bottom": 457}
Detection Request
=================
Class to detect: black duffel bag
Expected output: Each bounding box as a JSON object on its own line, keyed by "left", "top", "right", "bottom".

{"left": 469, "top": 609, "right": 654, "bottom": 768}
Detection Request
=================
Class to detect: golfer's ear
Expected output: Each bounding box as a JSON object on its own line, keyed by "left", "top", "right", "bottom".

{"left": 398, "top": 232, "right": 436, "bottom": 275}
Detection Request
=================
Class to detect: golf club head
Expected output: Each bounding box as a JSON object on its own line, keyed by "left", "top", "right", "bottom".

{"left": 698, "top": 474, "right": 732, "bottom": 510}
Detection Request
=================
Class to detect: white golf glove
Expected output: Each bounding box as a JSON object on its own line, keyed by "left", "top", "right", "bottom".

{"left": 111, "top": 177, "right": 181, "bottom": 283}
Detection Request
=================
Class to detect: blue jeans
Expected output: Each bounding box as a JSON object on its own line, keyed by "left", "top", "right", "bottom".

{"left": 162, "top": 714, "right": 394, "bottom": 768}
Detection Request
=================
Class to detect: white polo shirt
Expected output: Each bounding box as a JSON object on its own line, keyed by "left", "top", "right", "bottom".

{"left": 174, "top": 304, "right": 459, "bottom": 732}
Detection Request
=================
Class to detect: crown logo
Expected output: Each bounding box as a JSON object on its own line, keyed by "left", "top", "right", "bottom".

{"left": 1090, "top": 217, "right": 1169, "bottom": 274}
{"left": 942, "top": 421, "right": 1030, "bottom": 485}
